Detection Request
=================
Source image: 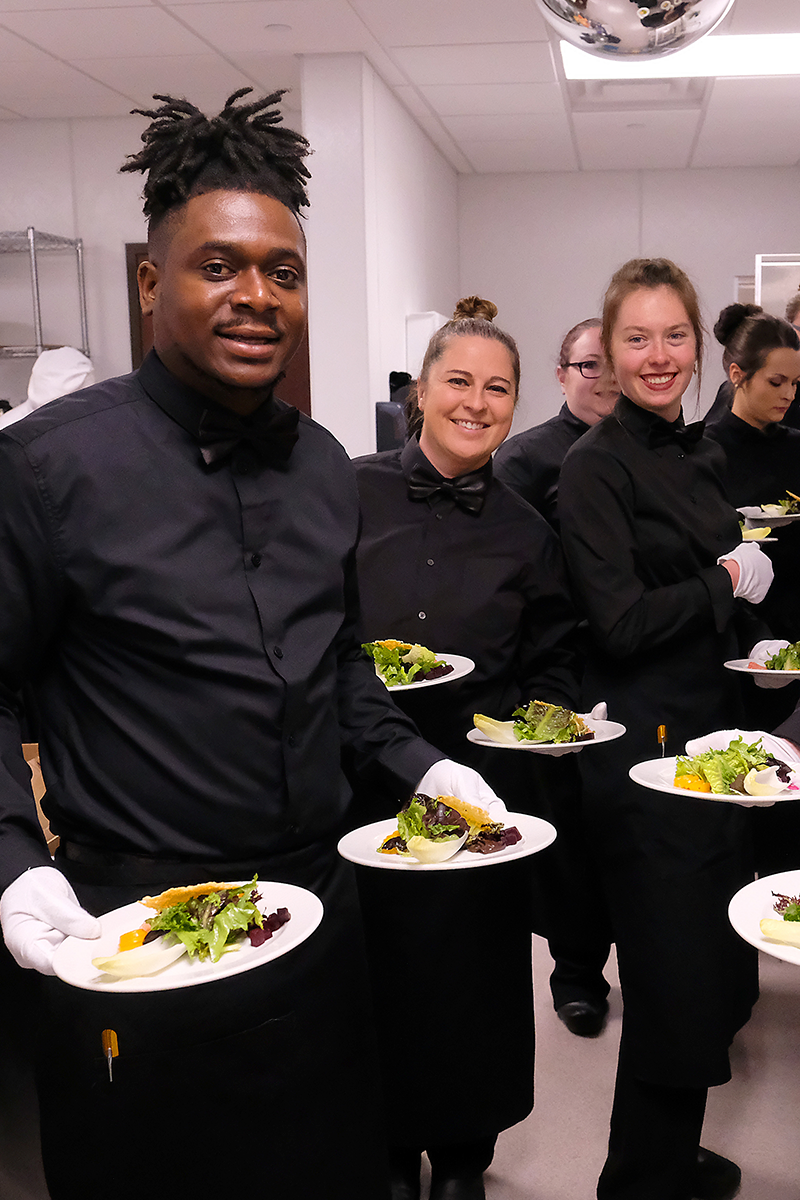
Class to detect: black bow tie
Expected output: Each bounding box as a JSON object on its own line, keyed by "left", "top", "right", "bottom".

{"left": 197, "top": 401, "right": 299, "bottom": 467}
{"left": 649, "top": 419, "right": 705, "bottom": 452}
{"left": 407, "top": 464, "right": 489, "bottom": 515}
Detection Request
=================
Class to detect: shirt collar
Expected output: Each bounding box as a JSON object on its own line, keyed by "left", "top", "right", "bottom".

{"left": 560, "top": 401, "right": 590, "bottom": 435}
{"left": 399, "top": 433, "right": 494, "bottom": 488}
{"left": 614, "top": 393, "right": 704, "bottom": 450}
{"left": 137, "top": 349, "right": 281, "bottom": 440}
{"left": 716, "top": 408, "right": 784, "bottom": 441}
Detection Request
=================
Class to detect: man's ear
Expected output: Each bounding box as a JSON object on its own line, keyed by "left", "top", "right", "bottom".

{"left": 137, "top": 259, "right": 159, "bottom": 317}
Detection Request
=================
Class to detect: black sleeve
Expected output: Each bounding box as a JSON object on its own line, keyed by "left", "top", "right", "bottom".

{"left": 0, "top": 441, "right": 63, "bottom": 891}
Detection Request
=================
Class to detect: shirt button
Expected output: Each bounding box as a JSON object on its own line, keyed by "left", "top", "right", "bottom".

{"left": 678, "top": 453, "right": 685, "bottom": 459}
{"left": 418, "top": 611, "right": 426, "bottom": 620}
{"left": 274, "top": 646, "right": 283, "bottom": 659}
{"left": 435, "top": 513, "right": 443, "bottom": 521}
{"left": 287, "top": 735, "right": 296, "bottom": 748}
{"left": 251, "top": 553, "right": 262, "bottom": 567}
{"left": 427, "top": 558, "right": 434, "bottom": 566}
{"left": 690, "top": 497, "right": 697, "bottom": 504}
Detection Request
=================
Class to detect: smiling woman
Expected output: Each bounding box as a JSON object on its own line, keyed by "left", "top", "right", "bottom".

{"left": 558, "top": 258, "right": 775, "bottom": 1200}
{"left": 351, "top": 297, "right": 581, "bottom": 1200}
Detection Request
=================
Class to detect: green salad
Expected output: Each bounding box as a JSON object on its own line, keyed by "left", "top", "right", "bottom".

{"left": 147, "top": 877, "right": 267, "bottom": 962}
{"left": 765, "top": 642, "right": 800, "bottom": 671}
{"left": 675, "top": 737, "right": 781, "bottom": 795}
{"left": 474, "top": 701, "right": 593, "bottom": 746}
{"left": 363, "top": 639, "right": 452, "bottom": 686}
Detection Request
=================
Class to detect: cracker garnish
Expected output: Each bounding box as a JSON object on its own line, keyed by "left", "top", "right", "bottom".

{"left": 140, "top": 881, "right": 243, "bottom": 911}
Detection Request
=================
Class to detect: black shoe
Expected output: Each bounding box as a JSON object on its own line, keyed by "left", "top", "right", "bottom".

{"left": 556, "top": 998, "right": 609, "bottom": 1037}
{"left": 388, "top": 1149, "right": 421, "bottom": 1200}
{"left": 693, "top": 1148, "right": 741, "bottom": 1200}
{"left": 429, "top": 1175, "right": 486, "bottom": 1200}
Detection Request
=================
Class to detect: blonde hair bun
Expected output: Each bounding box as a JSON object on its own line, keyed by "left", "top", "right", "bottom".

{"left": 453, "top": 296, "right": 497, "bottom": 323}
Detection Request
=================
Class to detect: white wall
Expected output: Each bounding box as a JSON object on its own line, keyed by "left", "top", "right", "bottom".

{"left": 302, "top": 53, "right": 459, "bottom": 456}
{"left": 459, "top": 166, "right": 800, "bottom": 433}
{"left": 0, "top": 117, "right": 146, "bottom": 405}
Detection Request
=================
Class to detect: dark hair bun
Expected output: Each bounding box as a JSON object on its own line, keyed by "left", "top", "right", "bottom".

{"left": 714, "top": 303, "right": 762, "bottom": 346}
{"left": 453, "top": 295, "right": 497, "bottom": 322}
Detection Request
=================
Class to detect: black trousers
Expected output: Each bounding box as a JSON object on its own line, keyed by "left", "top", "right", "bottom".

{"left": 597, "top": 1033, "right": 707, "bottom": 1200}
{"left": 38, "top": 841, "right": 389, "bottom": 1200}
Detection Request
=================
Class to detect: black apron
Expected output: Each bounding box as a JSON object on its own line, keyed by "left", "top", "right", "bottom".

{"left": 37, "top": 841, "right": 389, "bottom": 1200}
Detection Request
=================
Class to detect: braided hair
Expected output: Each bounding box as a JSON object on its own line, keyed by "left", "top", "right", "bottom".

{"left": 121, "top": 88, "right": 311, "bottom": 234}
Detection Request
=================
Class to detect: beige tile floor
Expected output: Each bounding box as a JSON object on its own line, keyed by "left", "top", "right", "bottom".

{"left": 420, "top": 936, "right": 800, "bottom": 1200}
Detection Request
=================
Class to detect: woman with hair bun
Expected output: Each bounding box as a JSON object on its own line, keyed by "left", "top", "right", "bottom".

{"left": 558, "top": 259, "right": 773, "bottom": 1200}
{"left": 707, "top": 303, "right": 800, "bottom": 646}
{"left": 351, "top": 298, "right": 581, "bottom": 1200}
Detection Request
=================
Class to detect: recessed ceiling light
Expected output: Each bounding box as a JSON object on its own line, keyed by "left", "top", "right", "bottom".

{"left": 561, "top": 33, "right": 800, "bottom": 80}
{"left": 265, "top": 23, "right": 292, "bottom": 33}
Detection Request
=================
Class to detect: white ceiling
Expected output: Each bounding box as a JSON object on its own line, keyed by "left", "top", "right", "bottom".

{"left": 0, "top": 0, "right": 798, "bottom": 174}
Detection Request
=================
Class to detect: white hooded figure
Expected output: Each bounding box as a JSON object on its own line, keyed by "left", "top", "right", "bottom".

{"left": 0, "top": 346, "right": 95, "bottom": 430}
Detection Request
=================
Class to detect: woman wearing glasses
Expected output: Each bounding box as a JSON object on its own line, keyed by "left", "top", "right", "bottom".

{"left": 351, "top": 297, "right": 580, "bottom": 1200}
{"left": 494, "top": 318, "right": 619, "bottom": 530}
{"left": 559, "top": 259, "right": 773, "bottom": 1200}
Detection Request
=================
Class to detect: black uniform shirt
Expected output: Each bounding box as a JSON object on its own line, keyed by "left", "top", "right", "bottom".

{"left": 0, "top": 352, "right": 439, "bottom": 890}
{"left": 493, "top": 402, "right": 589, "bottom": 529}
{"left": 558, "top": 396, "right": 750, "bottom": 675}
{"left": 353, "top": 437, "right": 580, "bottom": 761}
{"left": 706, "top": 408, "right": 800, "bottom": 641}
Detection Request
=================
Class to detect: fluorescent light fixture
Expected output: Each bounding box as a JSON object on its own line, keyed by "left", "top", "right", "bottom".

{"left": 561, "top": 34, "right": 800, "bottom": 81}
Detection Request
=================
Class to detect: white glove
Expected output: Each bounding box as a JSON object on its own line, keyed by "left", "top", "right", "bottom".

{"left": 748, "top": 640, "right": 795, "bottom": 689}
{"left": 416, "top": 759, "right": 507, "bottom": 821}
{"left": 737, "top": 506, "right": 764, "bottom": 522}
{"left": 1, "top": 866, "right": 101, "bottom": 975}
{"left": 582, "top": 701, "right": 607, "bottom": 721}
{"left": 718, "top": 541, "right": 773, "bottom": 604}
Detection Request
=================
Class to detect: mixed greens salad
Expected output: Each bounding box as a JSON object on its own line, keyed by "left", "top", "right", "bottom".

{"left": 378, "top": 794, "right": 521, "bottom": 861}
{"left": 146, "top": 878, "right": 282, "bottom": 962}
{"left": 674, "top": 737, "right": 794, "bottom": 796}
{"left": 764, "top": 642, "right": 800, "bottom": 671}
{"left": 474, "top": 701, "right": 594, "bottom": 746}
{"left": 761, "top": 492, "right": 800, "bottom": 516}
{"left": 92, "top": 877, "right": 291, "bottom": 978}
{"left": 363, "top": 639, "right": 453, "bottom": 686}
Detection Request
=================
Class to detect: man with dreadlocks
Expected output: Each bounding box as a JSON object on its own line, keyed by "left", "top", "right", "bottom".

{"left": 0, "top": 90, "right": 500, "bottom": 1200}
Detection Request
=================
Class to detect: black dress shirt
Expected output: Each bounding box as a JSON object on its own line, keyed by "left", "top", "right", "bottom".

{"left": 0, "top": 351, "right": 439, "bottom": 890}
{"left": 493, "top": 402, "right": 589, "bottom": 530}
{"left": 706, "top": 408, "right": 800, "bottom": 641}
{"left": 353, "top": 437, "right": 580, "bottom": 769}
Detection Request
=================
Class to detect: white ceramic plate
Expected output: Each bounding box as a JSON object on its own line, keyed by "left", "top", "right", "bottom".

{"left": 382, "top": 653, "right": 475, "bottom": 692}
{"left": 52, "top": 880, "right": 323, "bottom": 993}
{"left": 467, "top": 717, "right": 626, "bottom": 755}
{"left": 337, "top": 812, "right": 556, "bottom": 872}
{"left": 724, "top": 658, "right": 800, "bottom": 680}
{"left": 743, "top": 509, "right": 800, "bottom": 528}
{"left": 629, "top": 756, "right": 800, "bottom": 807}
{"left": 729, "top": 870, "right": 800, "bottom": 966}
